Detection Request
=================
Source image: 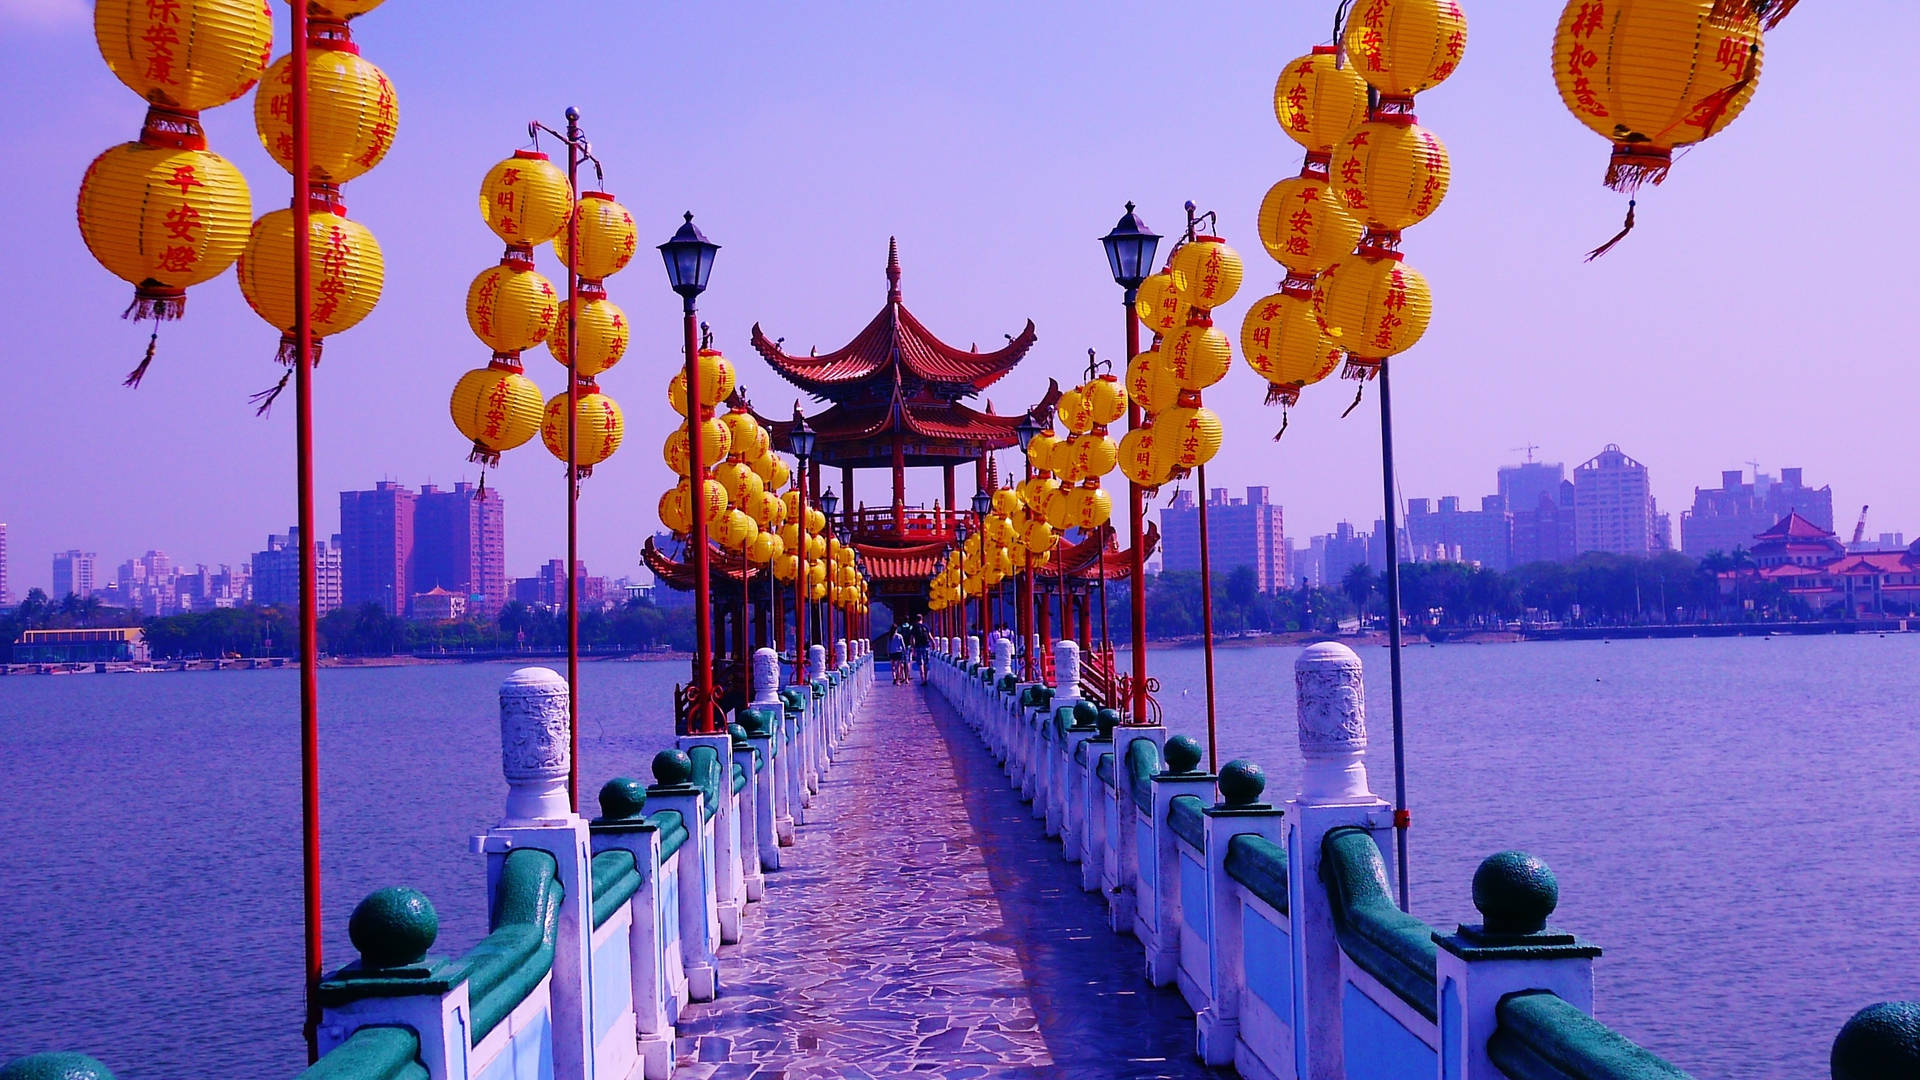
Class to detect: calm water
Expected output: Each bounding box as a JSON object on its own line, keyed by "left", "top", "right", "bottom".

{"left": 2, "top": 638, "right": 1916, "bottom": 1078}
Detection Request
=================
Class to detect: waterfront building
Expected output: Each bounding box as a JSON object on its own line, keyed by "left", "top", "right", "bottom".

{"left": 52, "top": 549, "right": 97, "bottom": 601}
{"left": 113, "top": 550, "right": 182, "bottom": 616}
{"left": 341, "top": 481, "right": 416, "bottom": 616}
{"left": 1729, "top": 512, "right": 1920, "bottom": 617}
{"left": 251, "top": 527, "right": 344, "bottom": 614}
{"left": 0, "top": 521, "right": 9, "bottom": 605}
{"left": 1508, "top": 479, "right": 1577, "bottom": 566}
{"left": 1680, "top": 466, "right": 1834, "bottom": 558}
{"left": 14, "top": 627, "right": 148, "bottom": 663}
{"left": 512, "top": 559, "right": 607, "bottom": 611}
{"left": 1159, "top": 486, "right": 1288, "bottom": 590}
{"left": 414, "top": 482, "right": 506, "bottom": 619}
{"left": 1852, "top": 531, "right": 1907, "bottom": 553}
{"left": 1497, "top": 460, "right": 1566, "bottom": 519}
{"left": 1318, "top": 521, "right": 1371, "bottom": 584}
{"left": 410, "top": 585, "right": 468, "bottom": 622}
{"left": 177, "top": 563, "right": 250, "bottom": 612}
{"left": 1403, "top": 495, "right": 1512, "bottom": 570}
{"left": 1573, "top": 444, "right": 1666, "bottom": 557}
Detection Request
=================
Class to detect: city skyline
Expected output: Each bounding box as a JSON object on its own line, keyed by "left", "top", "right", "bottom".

{"left": 1, "top": 4, "right": 1912, "bottom": 603}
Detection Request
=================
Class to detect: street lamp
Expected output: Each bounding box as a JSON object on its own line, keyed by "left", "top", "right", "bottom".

{"left": 1015, "top": 411, "right": 1043, "bottom": 453}
{"left": 972, "top": 487, "right": 993, "bottom": 642}
{"left": 659, "top": 212, "right": 721, "bottom": 735}
{"left": 789, "top": 406, "right": 815, "bottom": 685}
{"left": 955, "top": 517, "right": 971, "bottom": 653}
{"left": 1100, "top": 201, "right": 1159, "bottom": 725}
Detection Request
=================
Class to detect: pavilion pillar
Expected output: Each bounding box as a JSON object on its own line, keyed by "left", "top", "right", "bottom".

{"left": 842, "top": 466, "right": 855, "bottom": 533}
{"left": 1078, "top": 592, "right": 1092, "bottom": 650}
{"left": 944, "top": 464, "right": 957, "bottom": 533}
{"left": 892, "top": 438, "right": 907, "bottom": 534}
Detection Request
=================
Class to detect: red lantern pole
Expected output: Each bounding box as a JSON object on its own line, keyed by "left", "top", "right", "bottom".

{"left": 1123, "top": 298, "right": 1148, "bottom": 724}
{"left": 1195, "top": 463, "right": 1220, "bottom": 773}
{"left": 288, "top": 0, "right": 323, "bottom": 1061}
{"left": 684, "top": 313, "right": 716, "bottom": 734}
{"left": 563, "top": 107, "right": 582, "bottom": 801}
{"left": 793, "top": 459, "right": 808, "bottom": 686}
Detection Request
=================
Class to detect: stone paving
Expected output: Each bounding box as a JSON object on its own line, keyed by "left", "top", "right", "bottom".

{"left": 671, "top": 675, "right": 1228, "bottom": 1079}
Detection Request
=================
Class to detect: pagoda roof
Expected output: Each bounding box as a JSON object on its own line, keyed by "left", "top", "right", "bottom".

{"left": 750, "top": 238, "right": 1036, "bottom": 399}
{"left": 734, "top": 379, "right": 1061, "bottom": 467}
{"left": 642, "top": 536, "right": 762, "bottom": 592}
{"left": 853, "top": 540, "right": 952, "bottom": 583}
{"left": 1755, "top": 511, "right": 1836, "bottom": 543}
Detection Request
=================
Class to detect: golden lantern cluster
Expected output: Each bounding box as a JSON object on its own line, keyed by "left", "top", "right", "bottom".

{"left": 1553, "top": 0, "right": 1782, "bottom": 194}
{"left": 238, "top": 0, "right": 394, "bottom": 396}
{"left": 1245, "top": 0, "right": 1465, "bottom": 406}
{"left": 769, "top": 478, "right": 832, "bottom": 608}
{"left": 538, "top": 189, "right": 639, "bottom": 477}
{"left": 1118, "top": 229, "right": 1243, "bottom": 492}
{"left": 79, "top": 0, "right": 273, "bottom": 384}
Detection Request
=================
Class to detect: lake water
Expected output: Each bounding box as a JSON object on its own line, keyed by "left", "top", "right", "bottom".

{"left": 2, "top": 636, "right": 1916, "bottom": 1078}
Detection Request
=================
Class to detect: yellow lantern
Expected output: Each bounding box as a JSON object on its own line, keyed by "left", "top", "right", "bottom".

{"left": 95, "top": 0, "right": 273, "bottom": 113}
{"left": 1258, "top": 177, "right": 1364, "bottom": 279}
{"left": 1125, "top": 351, "right": 1181, "bottom": 417}
{"left": 667, "top": 476, "right": 730, "bottom": 531}
{"left": 714, "top": 460, "right": 765, "bottom": 506}
{"left": 540, "top": 383, "right": 625, "bottom": 476}
{"left": 1019, "top": 520, "right": 1057, "bottom": 554}
{"left": 546, "top": 294, "right": 629, "bottom": 377}
{"left": 1241, "top": 292, "right": 1343, "bottom": 406}
{"left": 1313, "top": 253, "right": 1434, "bottom": 373}
{"left": 805, "top": 507, "right": 826, "bottom": 535}
{"left": 1067, "top": 485, "right": 1113, "bottom": 531}
{"left": 1168, "top": 237, "right": 1243, "bottom": 312}
{"left": 254, "top": 44, "right": 398, "bottom": 184}
{"left": 235, "top": 195, "right": 384, "bottom": 363}
{"left": 760, "top": 456, "right": 791, "bottom": 492}
{"left": 991, "top": 488, "right": 1022, "bottom": 517}
{"left": 774, "top": 554, "right": 799, "bottom": 581}
{"left": 1342, "top": 0, "right": 1469, "bottom": 100}
{"left": 722, "top": 410, "right": 763, "bottom": 453}
{"left": 1329, "top": 118, "right": 1451, "bottom": 234}
{"left": 1163, "top": 322, "right": 1233, "bottom": 392}
{"left": 552, "top": 191, "right": 638, "bottom": 282}
{"left": 77, "top": 138, "right": 251, "bottom": 328}
{"left": 1043, "top": 492, "right": 1075, "bottom": 531}
{"left": 1025, "top": 431, "right": 1061, "bottom": 473}
{"left": 479, "top": 151, "right": 572, "bottom": 250}
{"left": 1275, "top": 46, "right": 1371, "bottom": 155}
{"left": 1553, "top": 0, "right": 1764, "bottom": 191}
{"left": 450, "top": 359, "right": 543, "bottom": 465}
{"left": 719, "top": 509, "right": 758, "bottom": 550}
{"left": 658, "top": 487, "right": 692, "bottom": 535}
{"left": 465, "top": 261, "right": 558, "bottom": 356}
{"left": 1117, "top": 427, "right": 1159, "bottom": 487}
{"left": 810, "top": 581, "right": 829, "bottom": 602}
{"left": 1058, "top": 388, "right": 1096, "bottom": 435}
{"left": 1049, "top": 438, "right": 1084, "bottom": 483}
{"left": 662, "top": 417, "right": 732, "bottom": 476}
{"left": 1134, "top": 269, "right": 1188, "bottom": 338}
{"left": 748, "top": 531, "right": 783, "bottom": 564}
{"left": 747, "top": 489, "right": 783, "bottom": 528}
{"left": 1073, "top": 433, "right": 1118, "bottom": 478}
{"left": 304, "top": 0, "right": 388, "bottom": 18}
{"left": 808, "top": 560, "right": 828, "bottom": 586}
{"left": 1085, "top": 375, "right": 1128, "bottom": 426}
{"left": 1155, "top": 406, "right": 1224, "bottom": 473}
{"left": 667, "top": 349, "right": 738, "bottom": 416}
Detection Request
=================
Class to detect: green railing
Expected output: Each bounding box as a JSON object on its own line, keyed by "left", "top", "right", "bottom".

{"left": 464, "top": 848, "right": 564, "bottom": 1042}
{"left": 1489, "top": 990, "right": 1695, "bottom": 1080}
{"left": 1127, "top": 737, "right": 1161, "bottom": 812}
{"left": 297, "top": 1027, "right": 427, "bottom": 1080}
{"left": 1321, "top": 826, "right": 1437, "bottom": 1021}
{"left": 589, "top": 849, "right": 642, "bottom": 930}
{"left": 1225, "top": 833, "right": 1289, "bottom": 915}
{"left": 1168, "top": 794, "right": 1206, "bottom": 851}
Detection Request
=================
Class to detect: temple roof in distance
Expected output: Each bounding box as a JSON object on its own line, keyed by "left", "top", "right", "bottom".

{"left": 642, "top": 536, "right": 763, "bottom": 592}
{"left": 750, "top": 238, "right": 1036, "bottom": 400}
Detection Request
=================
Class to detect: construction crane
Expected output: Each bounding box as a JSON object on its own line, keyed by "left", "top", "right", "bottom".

{"left": 1853, "top": 505, "right": 1870, "bottom": 546}
{"left": 1510, "top": 443, "right": 1540, "bottom": 463}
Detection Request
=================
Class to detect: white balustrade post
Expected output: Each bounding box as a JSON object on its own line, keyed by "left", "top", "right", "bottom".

{"left": 588, "top": 780, "right": 676, "bottom": 1078}
{"left": 1287, "top": 642, "right": 1393, "bottom": 1080}
{"left": 477, "top": 667, "right": 595, "bottom": 1080}
{"left": 1046, "top": 640, "right": 1083, "bottom": 835}
{"left": 746, "top": 648, "right": 784, "bottom": 869}
{"left": 677, "top": 709, "right": 741, "bottom": 945}
{"left": 1144, "top": 735, "right": 1215, "bottom": 988}
{"left": 1196, "top": 761, "right": 1288, "bottom": 1067}
{"left": 646, "top": 750, "right": 720, "bottom": 1002}
{"left": 314, "top": 888, "right": 475, "bottom": 1080}
{"left": 807, "top": 644, "right": 829, "bottom": 789}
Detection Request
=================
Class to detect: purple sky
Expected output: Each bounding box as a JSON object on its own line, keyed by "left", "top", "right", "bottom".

{"left": 0, "top": 1, "right": 1908, "bottom": 594}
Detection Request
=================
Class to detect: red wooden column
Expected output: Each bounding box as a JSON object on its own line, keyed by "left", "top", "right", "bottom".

{"left": 892, "top": 437, "right": 907, "bottom": 533}
{"left": 1078, "top": 592, "right": 1092, "bottom": 649}
{"left": 943, "top": 464, "right": 956, "bottom": 527}
{"left": 842, "top": 465, "right": 855, "bottom": 529}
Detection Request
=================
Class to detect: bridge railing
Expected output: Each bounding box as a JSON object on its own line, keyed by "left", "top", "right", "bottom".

{"left": 926, "top": 635, "right": 1779, "bottom": 1080}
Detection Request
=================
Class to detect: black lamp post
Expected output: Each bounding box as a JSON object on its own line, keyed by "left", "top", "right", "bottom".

{"left": 972, "top": 488, "right": 993, "bottom": 640}
{"left": 1014, "top": 410, "right": 1044, "bottom": 679}
{"left": 820, "top": 488, "right": 840, "bottom": 654}
{"left": 788, "top": 408, "right": 816, "bottom": 683}
{"left": 659, "top": 212, "right": 721, "bottom": 735}
{"left": 1100, "top": 202, "right": 1159, "bottom": 725}
{"left": 955, "top": 517, "right": 971, "bottom": 653}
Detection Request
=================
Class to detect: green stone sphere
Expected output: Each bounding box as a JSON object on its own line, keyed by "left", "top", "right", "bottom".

{"left": 598, "top": 777, "right": 647, "bottom": 820}
{"left": 1095, "top": 708, "right": 1120, "bottom": 737}
{"left": 1073, "top": 700, "right": 1099, "bottom": 726}
{"left": 0, "top": 1054, "right": 116, "bottom": 1080}
{"left": 1833, "top": 1002, "right": 1920, "bottom": 1080}
{"left": 1218, "top": 759, "right": 1266, "bottom": 806}
{"left": 348, "top": 887, "right": 438, "bottom": 968}
{"left": 652, "top": 748, "right": 694, "bottom": 786}
{"left": 1472, "top": 851, "right": 1558, "bottom": 935}
{"left": 1164, "top": 735, "right": 1204, "bottom": 774}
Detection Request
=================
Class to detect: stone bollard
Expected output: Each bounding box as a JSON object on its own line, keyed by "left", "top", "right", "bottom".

{"left": 729, "top": 721, "right": 763, "bottom": 902}
{"left": 1045, "top": 640, "right": 1084, "bottom": 833}
{"left": 312, "top": 887, "right": 474, "bottom": 1080}
{"left": 1832, "top": 1002, "right": 1920, "bottom": 1080}
{"left": 1286, "top": 642, "right": 1393, "bottom": 1080}
{"left": 678, "top": 702, "right": 742, "bottom": 945}
{"left": 1078, "top": 708, "right": 1119, "bottom": 893}
{"left": 1196, "top": 759, "right": 1286, "bottom": 1065}
{"left": 1, "top": 1055, "right": 116, "bottom": 1080}
{"left": 747, "top": 648, "right": 786, "bottom": 869}
{"left": 992, "top": 636, "right": 1015, "bottom": 681}
{"left": 1439, "top": 852, "right": 1601, "bottom": 1080}
{"left": 808, "top": 644, "right": 829, "bottom": 786}
{"left": 478, "top": 667, "right": 595, "bottom": 1080}
{"left": 648, "top": 749, "right": 720, "bottom": 1001}
{"left": 590, "top": 778, "right": 677, "bottom": 1078}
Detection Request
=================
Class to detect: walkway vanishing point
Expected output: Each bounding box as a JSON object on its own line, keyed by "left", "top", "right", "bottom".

{"left": 670, "top": 676, "right": 1222, "bottom": 1079}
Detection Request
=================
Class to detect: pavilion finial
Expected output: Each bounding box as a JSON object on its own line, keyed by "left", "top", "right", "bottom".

{"left": 886, "top": 236, "right": 901, "bottom": 302}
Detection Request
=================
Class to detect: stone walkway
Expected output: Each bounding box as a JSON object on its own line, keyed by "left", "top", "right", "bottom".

{"left": 671, "top": 675, "right": 1227, "bottom": 1079}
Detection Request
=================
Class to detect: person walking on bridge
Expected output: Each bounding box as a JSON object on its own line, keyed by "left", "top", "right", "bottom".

{"left": 888, "top": 628, "right": 908, "bottom": 684}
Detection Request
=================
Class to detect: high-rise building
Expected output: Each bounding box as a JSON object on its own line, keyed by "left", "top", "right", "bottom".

{"left": 1679, "top": 466, "right": 1835, "bottom": 558}
{"left": 1573, "top": 444, "right": 1661, "bottom": 557}
{"left": 512, "top": 559, "right": 607, "bottom": 610}
{"left": 1510, "top": 480, "right": 1578, "bottom": 566}
{"left": 117, "top": 551, "right": 180, "bottom": 615}
{"left": 414, "top": 483, "right": 506, "bottom": 618}
{"left": 52, "top": 550, "right": 97, "bottom": 601}
{"left": 251, "top": 527, "right": 343, "bottom": 614}
{"left": 1158, "top": 486, "right": 1288, "bottom": 591}
{"left": 1403, "top": 495, "right": 1513, "bottom": 569}
{"left": 0, "top": 522, "right": 9, "bottom": 606}
{"left": 1319, "top": 522, "right": 1371, "bottom": 586}
{"left": 341, "top": 482, "right": 416, "bottom": 616}
{"left": 1497, "top": 461, "right": 1566, "bottom": 518}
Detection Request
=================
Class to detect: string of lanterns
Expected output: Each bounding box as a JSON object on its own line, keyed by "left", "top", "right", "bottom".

{"left": 78, "top": 0, "right": 273, "bottom": 385}
{"left": 240, "top": 0, "right": 394, "bottom": 410}
{"left": 539, "top": 190, "right": 638, "bottom": 477}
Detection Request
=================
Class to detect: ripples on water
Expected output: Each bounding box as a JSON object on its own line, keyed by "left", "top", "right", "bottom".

{"left": 1, "top": 637, "right": 1915, "bottom": 1078}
